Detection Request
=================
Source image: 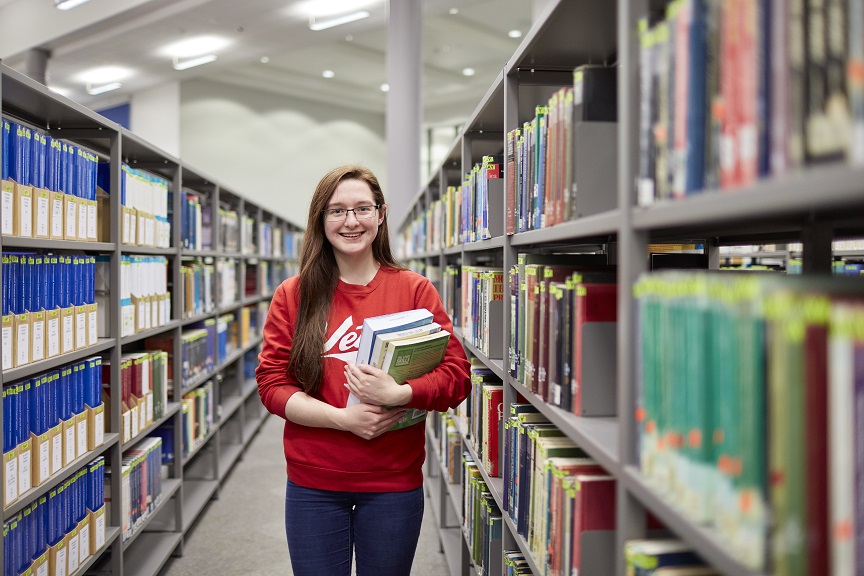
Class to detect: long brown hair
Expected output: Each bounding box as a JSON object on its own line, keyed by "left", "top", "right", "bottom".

{"left": 288, "top": 165, "right": 403, "bottom": 395}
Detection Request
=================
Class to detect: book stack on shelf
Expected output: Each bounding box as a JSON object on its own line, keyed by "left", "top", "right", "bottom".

{"left": 409, "top": 1, "right": 864, "bottom": 575}
{"left": 0, "top": 64, "right": 302, "bottom": 576}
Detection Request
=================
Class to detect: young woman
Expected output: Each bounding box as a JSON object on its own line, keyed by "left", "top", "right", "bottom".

{"left": 256, "top": 165, "right": 471, "bottom": 576}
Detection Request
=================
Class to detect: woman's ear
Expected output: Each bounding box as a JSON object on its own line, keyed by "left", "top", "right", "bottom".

{"left": 378, "top": 204, "right": 387, "bottom": 225}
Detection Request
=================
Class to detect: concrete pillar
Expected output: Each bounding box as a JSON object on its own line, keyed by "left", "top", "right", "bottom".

{"left": 23, "top": 48, "right": 50, "bottom": 85}
{"left": 386, "top": 0, "right": 422, "bottom": 228}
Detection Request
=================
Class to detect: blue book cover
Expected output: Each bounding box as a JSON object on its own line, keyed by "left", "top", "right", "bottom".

{"left": 2, "top": 254, "right": 9, "bottom": 316}
{"left": 2, "top": 119, "right": 11, "bottom": 181}
{"left": 354, "top": 308, "right": 434, "bottom": 365}
{"left": 3, "top": 385, "right": 15, "bottom": 451}
{"left": 31, "top": 376, "right": 45, "bottom": 436}
{"left": 65, "top": 143, "right": 76, "bottom": 197}
{"left": 24, "top": 254, "right": 35, "bottom": 312}
{"left": 19, "top": 380, "right": 31, "bottom": 448}
{"left": 34, "top": 132, "right": 47, "bottom": 189}
{"left": 36, "top": 495, "right": 48, "bottom": 557}
{"left": 685, "top": 0, "right": 708, "bottom": 194}
{"left": 59, "top": 367, "right": 71, "bottom": 421}
{"left": 47, "top": 371, "right": 59, "bottom": 430}
{"left": 33, "top": 255, "right": 44, "bottom": 311}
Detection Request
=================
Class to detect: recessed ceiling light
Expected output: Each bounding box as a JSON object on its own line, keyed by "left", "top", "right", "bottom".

{"left": 260, "top": 56, "right": 270, "bottom": 64}
{"left": 86, "top": 82, "right": 122, "bottom": 96}
{"left": 462, "top": 67, "right": 476, "bottom": 77}
{"left": 309, "top": 10, "right": 370, "bottom": 31}
{"left": 161, "top": 36, "right": 231, "bottom": 58}
{"left": 173, "top": 54, "right": 217, "bottom": 71}
{"left": 449, "top": 8, "right": 459, "bottom": 14}
{"left": 345, "top": 35, "right": 354, "bottom": 41}
{"left": 380, "top": 83, "right": 390, "bottom": 92}
{"left": 55, "top": 0, "right": 91, "bottom": 9}
{"left": 76, "top": 66, "right": 132, "bottom": 84}
{"left": 322, "top": 70, "right": 335, "bottom": 78}
{"left": 508, "top": 29, "right": 522, "bottom": 38}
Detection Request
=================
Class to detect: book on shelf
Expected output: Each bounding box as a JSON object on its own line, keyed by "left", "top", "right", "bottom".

{"left": 623, "top": 539, "right": 705, "bottom": 573}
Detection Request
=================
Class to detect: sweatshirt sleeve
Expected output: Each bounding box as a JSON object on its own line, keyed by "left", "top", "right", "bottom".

{"left": 404, "top": 277, "right": 472, "bottom": 412}
{"left": 256, "top": 280, "right": 303, "bottom": 418}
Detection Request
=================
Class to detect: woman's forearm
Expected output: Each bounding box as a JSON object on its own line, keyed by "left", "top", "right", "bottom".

{"left": 284, "top": 391, "right": 346, "bottom": 430}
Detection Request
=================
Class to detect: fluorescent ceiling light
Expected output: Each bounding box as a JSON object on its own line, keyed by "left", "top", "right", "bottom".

{"left": 309, "top": 10, "right": 369, "bottom": 30}
{"left": 300, "top": 0, "right": 376, "bottom": 17}
{"left": 173, "top": 54, "right": 217, "bottom": 70}
{"left": 462, "top": 68, "right": 476, "bottom": 77}
{"left": 49, "top": 86, "right": 71, "bottom": 98}
{"left": 55, "top": 0, "right": 91, "bottom": 10}
{"left": 508, "top": 29, "right": 522, "bottom": 38}
{"left": 448, "top": 8, "right": 459, "bottom": 14}
{"left": 86, "top": 82, "right": 121, "bottom": 95}
{"left": 260, "top": 56, "right": 270, "bottom": 64}
{"left": 161, "top": 36, "right": 231, "bottom": 59}
{"left": 76, "top": 66, "right": 132, "bottom": 84}
{"left": 322, "top": 70, "right": 335, "bottom": 78}
{"left": 380, "top": 83, "right": 389, "bottom": 92}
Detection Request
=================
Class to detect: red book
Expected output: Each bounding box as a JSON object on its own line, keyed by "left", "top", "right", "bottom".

{"left": 805, "top": 323, "right": 829, "bottom": 575}
{"left": 573, "top": 283, "right": 617, "bottom": 416}
{"left": 482, "top": 385, "right": 504, "bottom": 476}
{"left": 571, "top": 475, "right": 616, "bottom": 575}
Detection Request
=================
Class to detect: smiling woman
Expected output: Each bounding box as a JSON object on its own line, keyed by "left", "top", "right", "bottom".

{"left": 255, "top": 164, "right": 471, "bottom": 576}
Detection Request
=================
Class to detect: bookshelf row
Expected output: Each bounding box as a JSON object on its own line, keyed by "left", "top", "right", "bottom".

{"left": 407, "top": 1, "right": 864, "bottom": 575}
{"left": 0, "top": 64, "right": 299, "bottom": 576}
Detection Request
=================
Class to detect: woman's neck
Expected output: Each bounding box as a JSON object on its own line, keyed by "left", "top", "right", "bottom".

{"left": 337, "top": 258, "right": 381, "bottom": 285}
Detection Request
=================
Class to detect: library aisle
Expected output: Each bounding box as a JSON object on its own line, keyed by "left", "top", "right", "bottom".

{"left": 160, "top": 414, "right": 450, "bottom": 576}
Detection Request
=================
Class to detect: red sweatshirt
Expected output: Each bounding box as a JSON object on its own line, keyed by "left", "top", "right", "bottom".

{"left": 256, "top": 266, "right": 471, "bottom": 492}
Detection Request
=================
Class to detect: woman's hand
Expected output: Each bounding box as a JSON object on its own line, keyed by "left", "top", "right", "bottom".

{"left": 343, "top": 362, "right": 413, "bottom": 407}
{"left": 339, "top": 403, "right": 406, "bottom": 440}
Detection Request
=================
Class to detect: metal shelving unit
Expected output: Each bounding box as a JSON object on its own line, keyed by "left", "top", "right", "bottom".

{"left": 399, "top": 0, "right": 864, "bottom": 574}
{"left": 0, "top": 63, "right": 302, "bottom": 576}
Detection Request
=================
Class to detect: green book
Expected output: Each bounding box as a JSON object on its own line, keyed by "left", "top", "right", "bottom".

{"left": 378, "top": 329, "right": 451, "bottom": 431}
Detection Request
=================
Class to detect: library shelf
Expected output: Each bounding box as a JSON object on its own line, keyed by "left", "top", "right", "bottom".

{"left": 502, "top": 511, "right": 543, "bottom": 576}
{"left": 121, "top": 478, "right": 182, "bottom": 552}
{"left": 221, "top": 394, "right": 243, "bottom": 423}
{"left": 123, "top": 531, "right": 183, "bottom": 576}
{"left": 460, "top": 336, "right": 505, "bottom": 381}
{"left": 2, "top": 338, "right": 116, "bottom": 381}
{"left": 122, "top": 402, "right": 182, "bottom": 451}
{"left": 620, "top": 466, "right": 767, "bottom": 576}
{"left": 180, "top": 479, "right": 219, "bottom": 532}
{"left": 241, "top": 410, "right": 267, "bottom": 445}
{"left": 4, "top": 433, "right": 121, "bottom": 517}
{"left": 509, "top": 210, "right": 622, "bottom": 247}
{"left": 120, "top": 245, "right": 176, "bottom": 255}
{"left": 241, "top": 378, "right": 259, "bottom": 402}
{"left": 509, "top": 378, "right": 619, "bottom": 474}
{"left": 1, "top": 237, "right": 116, "bottom": 252}
{"left": 180, "top": 369, "right": 216, "bottom": 396}
{"left": 631, "top": 165, "right": 864, "bottom": 236}
{"left": 120, "top": 320, "right": 181, "bottom": 346}
{"left": 443, "top": 244, "right": 464, "bottom": 256}
{"left": 1, "top": 62, "right": 302, "bottom": 576}
{"left": 218, "top": 442, "right": 244, "bottom": 483}
{"left": 423, "top": 466, "right": 474, "bottom": 576}
{"left": 463, "top": 236, "right": 506, "bottom": 253}
{"left": 78, "top": 527, "right": 121, "bottom": 576}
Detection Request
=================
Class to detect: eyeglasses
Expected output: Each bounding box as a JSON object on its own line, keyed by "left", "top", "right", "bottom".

{"left": 322, "top": 204, "right": 380, "bottom": 222}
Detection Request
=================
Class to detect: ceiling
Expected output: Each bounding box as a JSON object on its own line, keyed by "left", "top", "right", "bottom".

{"left": 1, "top": 0, "right": 534, "bottom": 126}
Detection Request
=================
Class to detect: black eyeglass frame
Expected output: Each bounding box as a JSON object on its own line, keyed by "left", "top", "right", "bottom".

{"left": 321, "top": 204, "right": 382, "bottom": 221}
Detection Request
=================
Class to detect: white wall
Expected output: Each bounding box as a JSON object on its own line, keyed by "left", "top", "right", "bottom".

{"left": 131, "top": 81, "right": 180, "bottom": 158}
{"left": 180, "top": 79, "right": 387, "bottom": 228}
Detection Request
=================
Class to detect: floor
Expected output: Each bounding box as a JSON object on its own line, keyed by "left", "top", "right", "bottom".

{"left": 159, "top": 414, "right": 451, "bottom": 576}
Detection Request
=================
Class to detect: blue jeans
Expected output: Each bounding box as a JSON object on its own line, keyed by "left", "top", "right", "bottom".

{"left": 284, "top": 479, "right": 425, "bottom": 576}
